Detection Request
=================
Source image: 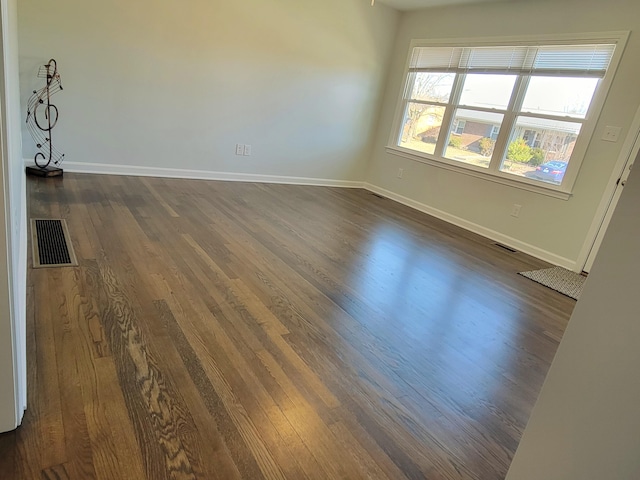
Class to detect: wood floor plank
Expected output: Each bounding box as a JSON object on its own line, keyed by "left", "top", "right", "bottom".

{"left": 41, "top": 463, "right": 71, "bottom": 480}
{"left": 73, "top": 265, "right": 147, "bottom": 480}
{"left": 49, "top": 268, "right": 98, "bottom": 480}
{"left": 92, "top": 256, "right": 199, "bottom": 480}
{"left": 13, "top": 285, "right": 40, "bottom": 480}
{"left": 33, "top": 267, "right": 67, "bottom": 471}
{"left": 154, "top": 279, "right": 320, "bottom": 480}
{"left": 0, "top": 173, "right": 576, "bottom": 479}
{"left": 0, "top": 432, "right": 15, "bottom": 477}
{"left": 153, "top": 299, "right": 254, "bottom": 480}
{"left": 98, "top": 247, "right": 245, "bottom": 480}
{"left": 92, "top": 195, "right": 302, "bottom": 478}
{"left": 181, "top": 232, "right": 341, "bottom": 410}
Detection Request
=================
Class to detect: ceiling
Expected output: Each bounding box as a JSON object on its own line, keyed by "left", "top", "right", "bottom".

{"left": 377, "top": 0, "right": 507, "bottom": 11}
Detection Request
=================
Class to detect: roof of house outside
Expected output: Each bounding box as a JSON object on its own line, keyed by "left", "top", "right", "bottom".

{"left": 457, "top": 109, "right": 581, "bottom": 135}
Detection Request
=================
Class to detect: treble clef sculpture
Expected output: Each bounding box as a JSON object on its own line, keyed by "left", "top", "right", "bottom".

{"left": 26, "top": 58, "right": 65, "bottom": 177}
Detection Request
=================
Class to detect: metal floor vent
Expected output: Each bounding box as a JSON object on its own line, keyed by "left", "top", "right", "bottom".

{"left": 31, "top": 219, "right": 78, "bottom": 268}
{"left": 493, "top": 242, "right": 518, "bottom": 253}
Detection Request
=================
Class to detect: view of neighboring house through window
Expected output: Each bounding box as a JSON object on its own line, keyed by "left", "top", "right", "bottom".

{"left": 394, "top": 40, "right": 620, "bottom": 190}
{"left": 490, "top": 125, "right": 500, "bottom": 141}
{"left": 453, "top": 119, "right": 466, "bottom": 135}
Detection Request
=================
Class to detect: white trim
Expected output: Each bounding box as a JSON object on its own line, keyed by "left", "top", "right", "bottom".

{"left": 575, "top": 103, "right": 640, "bottom": 272}
{"left": 386, "top": 146, "right": 572, "bottom": 200}
{"left": 363, "top": 182, "right": 577, "bottom": 270}
{"left": 0, "top": 0, "right": 23, "bottom": 432}
{"left": 16, "top": 167, "right": 25, "bottom": 417}
{"left": 405, "top": 31, "right": 630, "bottom": 49}
{"left": 25, "top": 159, "right": 578, "bottom": 269}
{"left": 41, "top": 161, "right": 365, "bottom": 189}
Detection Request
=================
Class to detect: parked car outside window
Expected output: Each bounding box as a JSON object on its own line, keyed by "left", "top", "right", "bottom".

{"left": 531, "top": 161, "right": 568, "bottom": 184}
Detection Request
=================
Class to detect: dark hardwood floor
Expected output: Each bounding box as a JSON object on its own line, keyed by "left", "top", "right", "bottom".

{"left": 0, "top": 173, "right": 574, "bottom": 479}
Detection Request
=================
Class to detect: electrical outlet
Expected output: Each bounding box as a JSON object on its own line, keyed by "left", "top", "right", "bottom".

{"left": 511, "top": 204, "right": 522, "bottom": 218}
{"left": 602, "top": 126, "right": 622, "bottom": 143}
{"left": 243, "top": 144, "right": 252, "bottom": 156}
{"left": 397, "top": 168, "right": 404, "bottom": 179}
{"left": 235, "top": 144, "right": 244, "bottom": 155}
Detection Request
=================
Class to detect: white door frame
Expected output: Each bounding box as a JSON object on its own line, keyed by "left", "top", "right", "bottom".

{"left": 575, "top": 104, "right": 640, "bottom": 273}
{"left": 0, "top": 46, "right": 19, "bottom": 434}
{"left": 0, "top": 0, "right": 26, "bottom": 432}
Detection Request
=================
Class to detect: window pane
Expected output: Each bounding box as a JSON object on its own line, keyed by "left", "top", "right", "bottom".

{"left": 500, "top": 116, "right": 582, "bottom": 184}
{"left": 459, "top": 74, "right": 517, "bottom": 110}
{"left": 521, "top": 76, "right": 598, "bottom": 118}
{"left": 399, "top": 103, "right": 446, "bottom": 155}
{"left": 409, "top": 73, "right": 455, "bottom": 103}
{"left": 444, "top": 109, "right": 504, "bottom": 167}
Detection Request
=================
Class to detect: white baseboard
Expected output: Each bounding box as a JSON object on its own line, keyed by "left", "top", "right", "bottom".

{"left": 42, "top": 160, "right": 365, "bottom": 189}
{"left": 364, "top": 183, "right": 577, "bottom": 270}
{"left": 23, "top": 159, "right": 574, "bottom": 269}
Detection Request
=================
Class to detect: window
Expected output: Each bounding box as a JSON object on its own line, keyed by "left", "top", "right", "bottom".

{"left": 453, "top": 119, "right": 466, "bottom": 135}
{"left": 490, "top": 125, "right": 500, "bottom": 141}
{"left": 392, "top": 36, "right": 625, "bottom": 195}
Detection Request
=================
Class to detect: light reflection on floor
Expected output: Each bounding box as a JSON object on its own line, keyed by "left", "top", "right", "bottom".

{"left": 341, "top": 222, "right": 525, "bottom": 410}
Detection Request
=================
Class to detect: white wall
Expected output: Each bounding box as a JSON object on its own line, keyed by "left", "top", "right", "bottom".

{"left": 18, "top": 0, "right": 399, "bottom": 182}
{"left": 505, "top": 151, "right": 640, "bottom": 480}
{"left": 0, "top": 0, "right": 26, "bottom": 433}
{"left": 367, "top": 0, "right": 640, "bottom": 268}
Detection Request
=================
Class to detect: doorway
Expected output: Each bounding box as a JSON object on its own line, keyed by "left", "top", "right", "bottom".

{"left": 577, "top": 107, "right": 640, "bottom": 273}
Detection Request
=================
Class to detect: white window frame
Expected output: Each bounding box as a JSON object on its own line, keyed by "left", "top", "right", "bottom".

{"left": 386, "top": 32, "right": 629, "bottom": 200}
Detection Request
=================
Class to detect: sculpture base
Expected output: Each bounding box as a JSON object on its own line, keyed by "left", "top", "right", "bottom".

{"left": 26, "top": 165, "right": 63, "bottom": 178}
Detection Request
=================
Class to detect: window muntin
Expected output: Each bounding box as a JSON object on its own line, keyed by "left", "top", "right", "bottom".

{"left": 393, "top": 40, "right": 618, "bottom": 191}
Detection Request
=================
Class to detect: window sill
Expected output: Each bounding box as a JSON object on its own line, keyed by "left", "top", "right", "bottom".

{"left": 385, "top": 146, "right": 572, "bottom": 200}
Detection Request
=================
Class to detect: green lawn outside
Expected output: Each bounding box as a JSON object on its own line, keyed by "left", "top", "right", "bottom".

{"left": 399, "top": 138, "right": 539, "bottom": 178}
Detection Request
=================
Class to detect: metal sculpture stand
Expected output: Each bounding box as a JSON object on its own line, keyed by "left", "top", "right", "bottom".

{"left": 26, "top": 59, "right": 64, "bottom": 178}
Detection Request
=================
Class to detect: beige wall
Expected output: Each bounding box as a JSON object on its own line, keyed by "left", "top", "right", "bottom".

{"left": 19, "top": 0, "right": 639, "bottom": 267}
{"left": 506, "top": 149, "right": 640, "bottom": 480}
{"left": 367, "top": 0, "right": 640, "bottom": 267}
{"left": 18, "top": 0, "right": 398, "bottom": 181}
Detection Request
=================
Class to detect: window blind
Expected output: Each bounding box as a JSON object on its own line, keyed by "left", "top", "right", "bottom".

{"left": 409, "top": 43, "right": 616, "bottom": 78}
